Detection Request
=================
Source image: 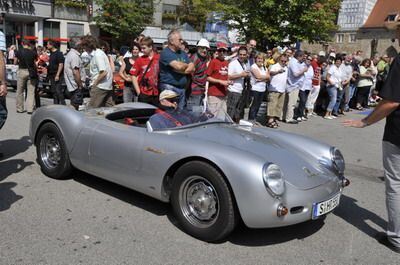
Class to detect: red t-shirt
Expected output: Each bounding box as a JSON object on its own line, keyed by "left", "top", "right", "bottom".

{"left": 206, "top": 58, "right": 229, "bottom": 97}
{"left": 130, "top": 53, "right": 160, "bottom": 96}
{"left": 311, "top": 59, "right": 321, "bottom": 86}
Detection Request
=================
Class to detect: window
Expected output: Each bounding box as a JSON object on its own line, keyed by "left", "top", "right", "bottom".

{"left": 336, "top": 34, "right": 344, "bottom": 43}
{"left": 44, "top": 21, "right": 60, "bottom": 39}
{"left": 349, "top": 34, "right": 356, "bottom": 43}
{"left": 385, "top": 14, "right": 399, "bottom": 22}
{"left": 67, "top": 23, "right": 84, "bottom": 38}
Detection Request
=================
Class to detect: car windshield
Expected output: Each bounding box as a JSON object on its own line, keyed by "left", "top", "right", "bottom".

{"left": 147, "top": 108, "right": 233, "bottom": 131}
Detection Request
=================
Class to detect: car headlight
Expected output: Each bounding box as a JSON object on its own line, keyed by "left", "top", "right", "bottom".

{"left": 263, "top": 163, "right": 285, "bottom": 196}
{"left": 331, "top": 147, "right": 345, "bottom": 175}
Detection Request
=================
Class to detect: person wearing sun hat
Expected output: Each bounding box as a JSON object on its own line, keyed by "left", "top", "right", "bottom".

{"left": 187, "top": 38, "right": 210, "bottom": 111}
{"left": 344, "top": 14, "right": 400, "bottom": 253}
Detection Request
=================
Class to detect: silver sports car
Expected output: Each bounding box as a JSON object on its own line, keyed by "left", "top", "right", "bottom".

{"left": 29, "top": 103, "right": 349, "bottom": 242}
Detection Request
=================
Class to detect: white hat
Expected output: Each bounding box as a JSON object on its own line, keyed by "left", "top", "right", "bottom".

{"left": 329, "top": 52, "right": 336, "bottom": 58}
{"left": 197, "top": 38, "right": 210, "bottom": 49}
{"left": 318, "top": 51, "right": 326, "bottom": 57}
{"left": 159, "top": 90, "right": 179, "bottom": 101}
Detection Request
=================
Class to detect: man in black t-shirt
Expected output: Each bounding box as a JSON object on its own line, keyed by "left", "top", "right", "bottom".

{"left": 344, "top": 20, "right": 400, "bottom": 253}
{"left": 14, "top": 40, "right": 38, "bottom": 114}
{"left": 47, "top": 40, "right": 65, "bottom": 105}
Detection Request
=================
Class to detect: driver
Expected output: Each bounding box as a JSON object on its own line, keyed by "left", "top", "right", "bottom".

{"left": 149, "top": 90, "right": 210, "bottom": 130}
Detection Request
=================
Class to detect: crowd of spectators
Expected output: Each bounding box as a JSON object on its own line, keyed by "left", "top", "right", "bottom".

{"left": 8, "top": 30, "right": 394, "bottom": 128}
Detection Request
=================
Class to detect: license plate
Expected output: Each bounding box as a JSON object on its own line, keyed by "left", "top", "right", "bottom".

{"left": 312, "top": 193, "right": 341, "bottom": 219}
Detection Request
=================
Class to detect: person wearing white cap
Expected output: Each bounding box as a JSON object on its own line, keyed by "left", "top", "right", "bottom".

{"left": 187, "top": 38, "right": 210, "bottom": 111}
{"left": 344, "top": 16, "right": 400, "bottom": 253}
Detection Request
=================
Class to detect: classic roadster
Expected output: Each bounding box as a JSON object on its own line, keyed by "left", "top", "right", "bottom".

{"left": 29, "top": 103, "right": 349, "bottom": 242}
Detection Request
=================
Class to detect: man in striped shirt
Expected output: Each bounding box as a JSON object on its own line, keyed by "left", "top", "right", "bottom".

{"left": 187, "top": 38, "right": 210, "bottom": 111}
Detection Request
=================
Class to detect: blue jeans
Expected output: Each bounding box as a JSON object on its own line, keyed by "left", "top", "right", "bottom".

{"left": 248, "top": 91, "right": 265, "bottom": 120}
{"left": 159, "top": 83, "right": 186, "bottom": 110}
{"left": 326, "top": 85, "right": 337, "bottom": 112}
{"left": 333, "top": 88, "right": 345, "bottom": 114}
{"left": 346, "top": 84, "right": 357, "bottom": 110}
{"left": 0, "top": 97, "right": 7, "bottom": 130}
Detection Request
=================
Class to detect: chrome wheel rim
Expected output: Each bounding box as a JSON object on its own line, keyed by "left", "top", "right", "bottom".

{"left": 179, "top": 176, "right": 219, "bottom": 228}
{"left": 39, "top": 133, "right": 61, "bottom": 169}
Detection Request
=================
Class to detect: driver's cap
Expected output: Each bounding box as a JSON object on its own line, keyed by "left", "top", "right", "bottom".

{"left": 159, "top": 90, "right": 179, "bottom": 101}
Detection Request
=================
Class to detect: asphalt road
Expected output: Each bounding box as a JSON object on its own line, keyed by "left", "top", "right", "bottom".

{"left": 0, "top": 91, "right": 399, "bottom": 265}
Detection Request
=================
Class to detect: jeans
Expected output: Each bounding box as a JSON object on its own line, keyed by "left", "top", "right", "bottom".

{"left": 187, "top": 94, "right": 204, "bottom": 111}
{"left": 0, "top": 96, "right": 7, "bottom": 130}
{"left": 326, "top": 85, "right": 337, "bottom": 112}
{"left": 333, "top": 88, "right": 345, "bottom": 114}
{"left": 383, "top": 141, "right": 400, "bottom": 247}
{"left": 248, "top": 91, "right": 265, "bottom": 120}
{"left": 295, "top": 90, "right": 310, "bottom": 118}
{"left": 345, "top": 84, "right": 357, "bottom": 110}
{"left": 159, "top": 83, "right": 186, "bottom": 110}
{"left": 49, "top": 75, "right": 66, "bottom": 105}
{"left": 123, "top": 84, "right": 137, "bottom": 103}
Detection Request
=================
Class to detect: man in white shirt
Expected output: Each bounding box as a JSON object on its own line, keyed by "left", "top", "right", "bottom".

{"left": 80, "top": 35, "right": 113, "bottom": 108}
{"left": 267, "top": 55, "right": 288, "bottom": 127}
{"left": 64, "top": 37, "right": 86, "bottom": 110}
{"left": 284, "top": 50, "right": 309, "bottom": 124}
{"left": 227, "top": 46, "right": 249, "bottom": 122}
{"left": 336, "top": 55, "right": 354, "bottom": 114}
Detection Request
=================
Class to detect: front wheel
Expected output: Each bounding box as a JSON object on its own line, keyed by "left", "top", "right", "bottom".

{"left": 36, "top": 122, "right": 72, "bottom": 179}
{"left": 171, "top": 161, "right": 238, "bottom": 242}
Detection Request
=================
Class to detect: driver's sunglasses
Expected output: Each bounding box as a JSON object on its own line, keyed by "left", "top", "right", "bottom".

{"left": 217, "top": 48, "right": 227, "bottom": 53}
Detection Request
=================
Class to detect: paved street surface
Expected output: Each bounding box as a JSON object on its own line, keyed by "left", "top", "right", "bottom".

{"left": 0, "top": 91, "right": 399, "bottom": 265}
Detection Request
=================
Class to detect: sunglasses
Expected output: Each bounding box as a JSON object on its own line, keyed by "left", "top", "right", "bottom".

{"left": 217, "top": 49, "right": 227, "bottom": 52}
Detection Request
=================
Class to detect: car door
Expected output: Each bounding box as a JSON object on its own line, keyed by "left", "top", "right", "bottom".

{"left": 89, "top": 119, "right": 145, "bottom": 188}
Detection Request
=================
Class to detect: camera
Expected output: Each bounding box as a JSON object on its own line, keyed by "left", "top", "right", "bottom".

{"left": 140, "top": 77, "right": 150, "bottom": 90}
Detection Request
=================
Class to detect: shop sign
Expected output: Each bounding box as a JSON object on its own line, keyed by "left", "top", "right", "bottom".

{"left": 0, "top": 0, "right": 35, "bottom": 14}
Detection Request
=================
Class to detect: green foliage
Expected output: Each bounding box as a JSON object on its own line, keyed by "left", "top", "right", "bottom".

{"left": 93, "top": 0, "right": 153, "bottom": 42}
{"left": 178, "top": 0, "right": 220, "bottom": 32}
{"left": 54, "top": 0, "right": 87, "bottom": 9}
{"left": 217, "top": 0, "right": 341, "bottom": 46}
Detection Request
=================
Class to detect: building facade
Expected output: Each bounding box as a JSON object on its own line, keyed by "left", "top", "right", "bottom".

{"left": 302, "top": 0, "right": 383, "bottom": 57}
{"left": 0, "top": 0, "right": 52, "bottom": 47}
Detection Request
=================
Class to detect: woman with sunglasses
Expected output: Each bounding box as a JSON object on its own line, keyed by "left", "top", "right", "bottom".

{"left": 249, "top": 52, "right": 269, "bottom": 121}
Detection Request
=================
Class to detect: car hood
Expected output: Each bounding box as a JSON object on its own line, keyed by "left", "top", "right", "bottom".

{"left": 182, "top": 124, "right": 337, "bottom": 190}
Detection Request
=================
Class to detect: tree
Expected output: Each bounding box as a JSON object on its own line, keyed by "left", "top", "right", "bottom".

{"left": 217, "top": 0, "right": 341, "bottom": 47}
{"left": 93, "top": 0, "right": 153, "bottom": 43}
{"left": 178, "top": 0, "right": 219, "bottom": 32}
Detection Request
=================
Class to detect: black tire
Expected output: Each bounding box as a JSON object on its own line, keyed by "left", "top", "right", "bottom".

{"left": 36, "top": 122, "right": 72, "bottom": 179}
{"left": 170, "top": 161, "right": 238, "bottom": 242}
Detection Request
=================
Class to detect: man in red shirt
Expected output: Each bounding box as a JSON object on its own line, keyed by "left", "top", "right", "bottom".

{"left": 305, "top": 53, "right": 324, "bottom": 116}
{"left": 206, "top": 42, "right": 231, "bottom": 117}
{"left": 131, "top": 37, "right": 160, "bottom": 106}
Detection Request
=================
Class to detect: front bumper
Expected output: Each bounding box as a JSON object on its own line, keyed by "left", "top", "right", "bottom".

{"left": 241, "top": 177, "right": 347, "bottom": 228}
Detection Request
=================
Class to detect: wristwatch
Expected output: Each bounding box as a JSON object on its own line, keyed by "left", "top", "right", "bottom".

{"left": 361, "top": 118, "right": 370, "bottom": 127}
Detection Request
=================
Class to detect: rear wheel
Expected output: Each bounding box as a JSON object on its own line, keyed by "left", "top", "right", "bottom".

{"left": 171, "top": 161, "right": 238, "bottom": 242}
{"left": 36, "top": 122, "right": 72, "bottom": 179}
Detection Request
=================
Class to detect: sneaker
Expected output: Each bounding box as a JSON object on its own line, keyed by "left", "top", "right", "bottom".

{"left": 331, "top": 115, "right": 337, "bottom": 119}
{"left": 296, "top": 117, "right": 302, "bottom": 122}
{"left": 301, "top": 116, "right": 308, "bottom": 121}
{"left": 286, "top": 119, "right": 299, "bottom": 124}
{"left": 376, "top": 232, "right": 400, "bottom": 253}
{"left": 324, "top": 116, "right": 333, "bottom": 120}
